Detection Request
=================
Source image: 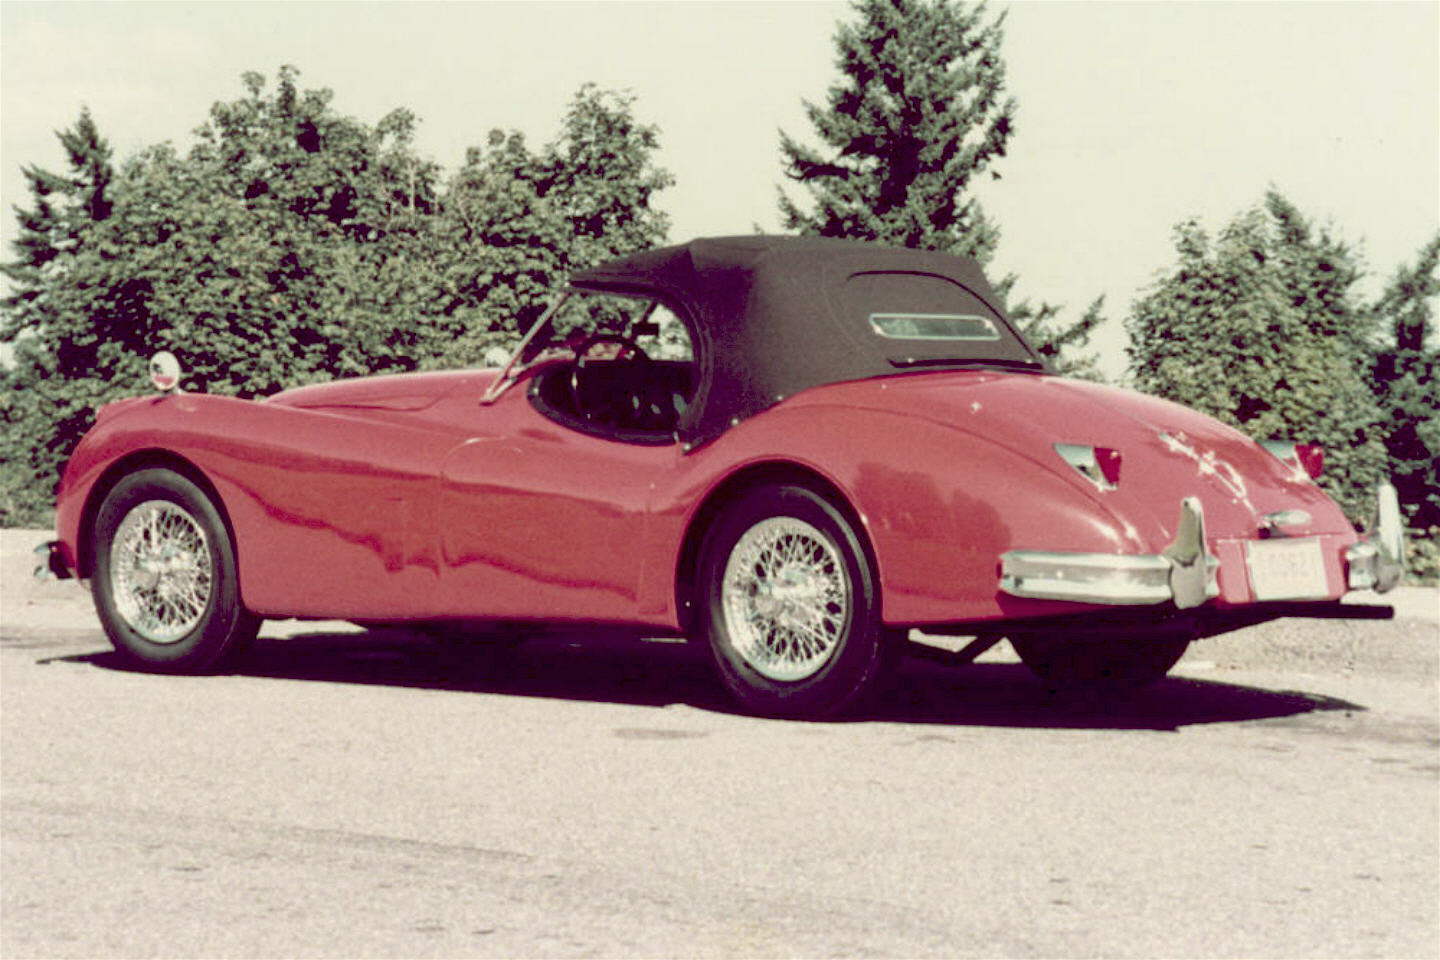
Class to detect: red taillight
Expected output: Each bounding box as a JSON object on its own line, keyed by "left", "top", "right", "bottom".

{"left": 1262, "top": 439, "right": 1324, "bottom": 481}
{"left": 1054, "top": 443, "right": 1123, "bottom": 489}
{"left": 1095, "top": 447, "right": 1123, "bottom": 486}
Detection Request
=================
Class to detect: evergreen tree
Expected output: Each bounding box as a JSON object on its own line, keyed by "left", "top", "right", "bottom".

{"left": 777, "top": 0, "right": 1098, "bottom": 374}
{"left": 1, "top": 108, "right": 115, "bottom": 525}
{"left": 779, "top": 0, "right": 1011, "bottom": 259}
{"left": 1002, "top": 287, "right": 1106, "bottom": 379}
{"left": 1, "top": 107, "right": 114, "bottom": 341}
{"left": 1126, "top": 190, "right": 1387, "bottom": 520}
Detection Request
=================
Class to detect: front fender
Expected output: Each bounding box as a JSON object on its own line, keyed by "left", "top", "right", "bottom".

{"left": 55, "top": 394, "right": 220, "bottom": 579}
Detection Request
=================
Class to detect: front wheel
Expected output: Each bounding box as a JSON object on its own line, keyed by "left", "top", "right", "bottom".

{"left": 92, "top": 468, "right": 258, "bottom": 672}
{"left": 697, "top": 484, "right": 895, "bottom": 718}
{"left": 1009, "top": 633, "right": 1191, "bottom": 695}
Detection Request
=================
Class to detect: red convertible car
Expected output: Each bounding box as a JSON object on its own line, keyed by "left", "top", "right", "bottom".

{"left": 39, "top": 237, "right": 1404, "bottom": 716}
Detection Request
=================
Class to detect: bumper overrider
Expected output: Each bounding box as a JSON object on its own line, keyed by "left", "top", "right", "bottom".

{"left": 1342, "top": 483, "right": 1405, "bottom": 593}
{"left": 1000, "top": 482, "right": 1405, "bottom": 609}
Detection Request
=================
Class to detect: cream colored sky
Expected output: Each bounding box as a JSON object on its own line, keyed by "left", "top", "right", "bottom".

{"left": 2, "top": 0, "right": 1436, "bottom": 378}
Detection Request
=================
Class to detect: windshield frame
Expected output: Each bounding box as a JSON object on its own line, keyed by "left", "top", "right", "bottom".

{"left": 478, "top": 289, "right": 676, "bottom": 407}
{"left": 479, "top": 293, "right": 569, "bottom": 406}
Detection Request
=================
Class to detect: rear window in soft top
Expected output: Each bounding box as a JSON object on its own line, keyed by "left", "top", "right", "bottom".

{"left": 841, "top": 271, "right": 1036, "bottom": 366}
{"left": 869, "top": 313, "right": 1000, "bottom": 341}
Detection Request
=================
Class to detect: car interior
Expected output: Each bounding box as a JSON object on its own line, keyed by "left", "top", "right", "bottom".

{"left": 526, "top": 294, "right": 697, "bottom": 443}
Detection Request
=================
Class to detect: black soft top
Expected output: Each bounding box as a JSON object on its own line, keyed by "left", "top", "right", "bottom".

{"left": 568, "top": 235, "right": 1046, "bottom": 446}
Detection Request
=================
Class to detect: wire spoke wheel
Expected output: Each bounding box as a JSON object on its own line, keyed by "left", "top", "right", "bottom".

{"left": 699, "top": 483, "right": 891, "bottom": 718}
{"left": 110, "top": 499, "right": 213, "bottom": 644}
{"left": 93, "top": 469, "right": 258, "bottom": 673}
{"left": 721, "top": 517, "right": 849, "bottom": 682}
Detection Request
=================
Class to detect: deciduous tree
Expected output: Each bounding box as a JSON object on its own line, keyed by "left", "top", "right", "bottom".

{"left": 1126, "top": 190, "right": 1387, "bottom": 521}
{"left": 1371, "top": 235, "right": 1440, "bottom": 540}
{"left": 437, "top": 85, "right": 673, "bottom": 365}
{"left": 1, "top": 69, "right": 672, "bottom": 525}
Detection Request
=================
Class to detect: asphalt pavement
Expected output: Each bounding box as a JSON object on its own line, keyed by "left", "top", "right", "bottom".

{"left": 3, "top": 528, "right": 1436, "bottom": 958}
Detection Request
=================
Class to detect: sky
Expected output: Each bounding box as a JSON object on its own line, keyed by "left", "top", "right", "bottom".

{"left": 2, "top": 0, "right": 1437, "bottom": 380}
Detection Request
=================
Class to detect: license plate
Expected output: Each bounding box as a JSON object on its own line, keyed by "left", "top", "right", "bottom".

{"left": 1245, "top": 538, "right": 1329, "bottom": 601}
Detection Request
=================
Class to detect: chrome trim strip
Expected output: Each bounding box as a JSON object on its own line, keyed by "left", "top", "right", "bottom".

{"left": 1053, "top": 443, "right": 1116, "bottom": 492}
{"left": 999, "top": 550, "right": 1173, "bottom": 605}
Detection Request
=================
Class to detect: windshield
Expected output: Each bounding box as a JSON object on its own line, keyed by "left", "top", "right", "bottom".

{"left": 481, "top": 289, "right": 694, "bottom": 405}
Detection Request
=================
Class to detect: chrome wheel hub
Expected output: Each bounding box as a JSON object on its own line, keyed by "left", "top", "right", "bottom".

{"left": 110, "top": 500, "right": 212, "bottom": 643}
{"left": 721, "top": 517, "right": 848, "bottom": 681}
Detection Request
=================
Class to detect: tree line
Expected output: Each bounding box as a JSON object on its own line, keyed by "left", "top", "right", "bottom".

{"left": 2, "top": 69, "right": 672, "bottom": 524}
{"left": 3, "top": 1, "right": 1436, "bottom": 578}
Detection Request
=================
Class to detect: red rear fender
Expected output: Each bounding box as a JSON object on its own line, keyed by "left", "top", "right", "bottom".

{"left": 655, "top": 402, "right": 1146, "bottom": 626}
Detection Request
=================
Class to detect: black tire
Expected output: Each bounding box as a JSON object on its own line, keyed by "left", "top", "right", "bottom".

{"left": 91, "top": 468, "right": 258, "bottom": 673}
{"left": 1009, "top": 632, "right": 1191, "bottom": 695}
{"left": 697, "top": 484, "right": 894, "bottom": 718}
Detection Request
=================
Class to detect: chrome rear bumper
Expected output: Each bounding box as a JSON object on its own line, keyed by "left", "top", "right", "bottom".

{"left": 1000, "top": 497, "right": 1219, "bottom": 609}
{"left": 999, "top": 483, "right": 1405, "bottom": 609}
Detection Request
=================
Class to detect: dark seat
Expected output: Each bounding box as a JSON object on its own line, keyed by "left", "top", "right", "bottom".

{"left": 538, "top": 360, "right": 693, "bottom": 436}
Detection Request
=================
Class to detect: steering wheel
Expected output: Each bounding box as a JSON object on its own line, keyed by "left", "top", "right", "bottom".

{"left": 569, "top": 331, "right": 654, "bottom": 425}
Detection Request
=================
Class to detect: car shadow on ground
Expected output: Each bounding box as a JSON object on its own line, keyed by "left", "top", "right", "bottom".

{"left": 54, "top": 626, "right": 1369, "bottom": 731}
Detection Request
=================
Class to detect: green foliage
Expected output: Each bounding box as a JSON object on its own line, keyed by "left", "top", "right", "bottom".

{"left": 1000, "top": 283, "right": 1106, "bottom": 379}
{"left": 437, "top": 85, "right": 673, "bottom": 365}
{"left": 1126, "top": 190, "right": 1389, "bottom": 521}
{"left": 1, "top": 107, "right": 116, "bottom": 527}
{"left": 778, "top": 0, "right": 1012, "bottom": 260}
{"left": 1371, "top": 235, "right": 1440, "bottom": 534}
{"left": 1, "top": 69, "right": 672, "bottom": 525}
{"left": 1, "top": 354, "right": 58, "bottom": 527}
{"left": 1404, "top": 527, "right": 1440, "bottom": 584}
{"left": 777, "top": 0, "right": 1098, "bottom": 373}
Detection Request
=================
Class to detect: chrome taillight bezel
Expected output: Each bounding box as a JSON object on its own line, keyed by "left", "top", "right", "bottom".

{"left": 1054, "top": 443, "right": 1122, "bottom": 491}
{"left": 1261, "top": 440, "right": 1324, "bottom": 481}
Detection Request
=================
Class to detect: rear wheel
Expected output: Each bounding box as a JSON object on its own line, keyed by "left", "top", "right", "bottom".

{"left": 1010, "top": 633, "right": 1191, "bottom": 694}
{"left": 697, "top": 484, "right": 895, "bottom": 718}
{"left": 92, "top": 468, "right": 258, "bottom": 672}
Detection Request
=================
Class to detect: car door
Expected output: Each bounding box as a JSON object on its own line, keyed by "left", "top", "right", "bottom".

{"left": 436, "top": 392, "right": 681, "bottom": 624}
{"left": 206, "top": 392, "right": 464, "bottom": 620}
